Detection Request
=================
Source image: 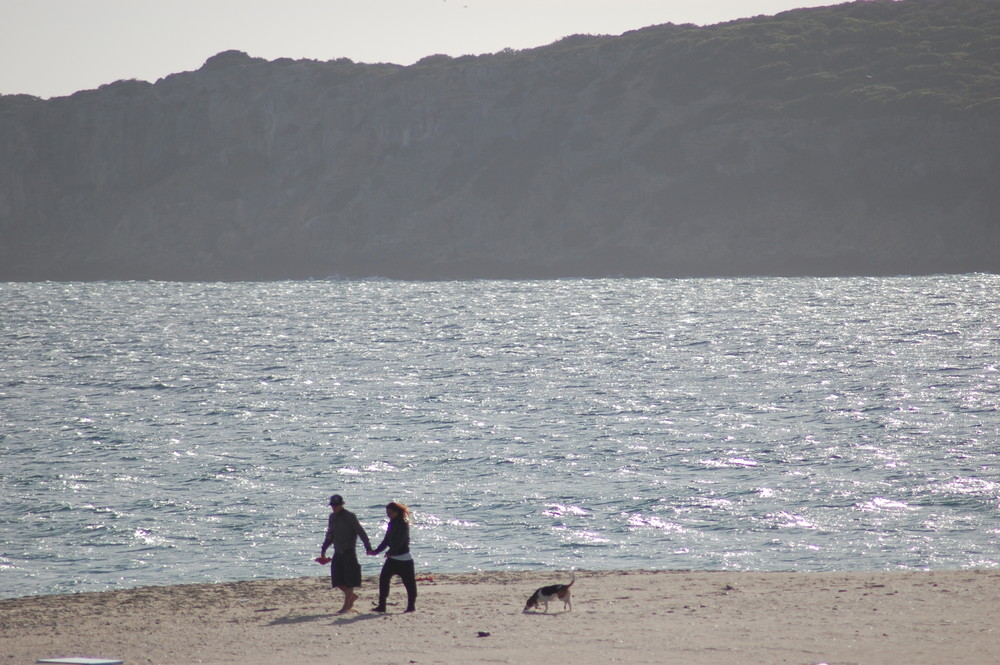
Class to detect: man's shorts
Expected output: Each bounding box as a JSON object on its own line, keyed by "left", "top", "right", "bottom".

{"left": 331, "top": 551, "right": 362, "bottom": 588}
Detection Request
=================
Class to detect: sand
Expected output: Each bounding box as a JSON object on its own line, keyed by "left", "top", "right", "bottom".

{"left": 1, "top": 569, "right": 996, "bottom": 665}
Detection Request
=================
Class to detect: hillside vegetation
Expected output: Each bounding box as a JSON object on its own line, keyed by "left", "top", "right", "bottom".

{"left": 1, "top": 0, "right": 998, "bottom": 280}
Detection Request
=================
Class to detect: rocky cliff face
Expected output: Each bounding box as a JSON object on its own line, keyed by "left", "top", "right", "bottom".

{"left": 2, "top": 5, "right": 999, "bottom": 280}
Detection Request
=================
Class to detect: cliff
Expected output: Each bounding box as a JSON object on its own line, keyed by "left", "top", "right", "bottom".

{"left": 2, "top": 0, "right": 999, "bottom": 280}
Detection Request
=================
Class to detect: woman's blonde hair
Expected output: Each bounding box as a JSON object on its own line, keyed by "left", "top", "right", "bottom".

{"left": 386, "top": 501, "right": 411, "bottom": 521}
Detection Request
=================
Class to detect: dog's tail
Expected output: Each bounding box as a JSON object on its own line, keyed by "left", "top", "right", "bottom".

{"left": 566, "top": 571, "right": 576, "bottom": 587}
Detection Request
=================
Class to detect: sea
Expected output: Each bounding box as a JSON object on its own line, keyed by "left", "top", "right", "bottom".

{"left": 1, "top": 275, "right": 998, "bottom": 599}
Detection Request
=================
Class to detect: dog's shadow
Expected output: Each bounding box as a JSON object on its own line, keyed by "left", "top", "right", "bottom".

{"left": 521, "top": 610, "right": 569, "bottom": 616}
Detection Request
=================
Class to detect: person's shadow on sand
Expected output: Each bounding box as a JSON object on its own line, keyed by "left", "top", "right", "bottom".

{"left": 265, "top": 612, "right": 387, "bottom": 626}
{"left": 331, "top": 612, "right": 387, "bottom": 625}
{"left": 265, "top": 613, "right": 331, "bottom": 626}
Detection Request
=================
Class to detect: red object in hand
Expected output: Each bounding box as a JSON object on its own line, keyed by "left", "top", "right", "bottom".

{"left": 315, "top": 556, "right": 331, "bottom": 565}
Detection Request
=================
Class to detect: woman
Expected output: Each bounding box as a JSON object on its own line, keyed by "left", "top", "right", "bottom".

{"left": 368, "top": 501, "right": 417, "bottom": 613}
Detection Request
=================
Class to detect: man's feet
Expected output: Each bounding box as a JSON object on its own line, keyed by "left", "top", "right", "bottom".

{"left": 404, "top": 606, "right": 416, "bottom": 613}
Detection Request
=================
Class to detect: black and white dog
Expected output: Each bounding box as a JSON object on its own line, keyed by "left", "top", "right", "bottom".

{"left": 524, "top": 572, "right": 575, "bottom": 613}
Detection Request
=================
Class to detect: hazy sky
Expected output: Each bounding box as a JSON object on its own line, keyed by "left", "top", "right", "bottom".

{"left": 2, "top": 1, "right": 840, "bottom": 99}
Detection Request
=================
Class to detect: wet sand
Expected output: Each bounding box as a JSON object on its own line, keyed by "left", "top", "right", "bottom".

{"left": 2, "top": 569, "right": 997, "bottom": 665}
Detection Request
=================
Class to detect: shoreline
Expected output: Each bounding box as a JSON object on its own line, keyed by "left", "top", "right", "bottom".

{"left": 2, "top": 569, "right": 997, "bottom": 665}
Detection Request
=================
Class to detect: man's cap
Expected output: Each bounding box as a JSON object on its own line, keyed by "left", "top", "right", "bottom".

{"left": 329, "top": 494, "right": 345, "bottom": 506}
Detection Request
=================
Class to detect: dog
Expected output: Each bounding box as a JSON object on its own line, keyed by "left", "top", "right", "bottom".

{"left": 524, "top": 572, "right": 575, "bottom": 613}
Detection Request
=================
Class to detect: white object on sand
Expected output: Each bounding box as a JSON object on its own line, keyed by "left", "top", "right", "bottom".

{"left": 36, "top": 659, "right": 123, "bottom": 664}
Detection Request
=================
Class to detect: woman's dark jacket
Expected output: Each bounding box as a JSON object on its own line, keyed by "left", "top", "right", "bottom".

{"left": 373, "top": 518, "right": 410, "bottom": 557}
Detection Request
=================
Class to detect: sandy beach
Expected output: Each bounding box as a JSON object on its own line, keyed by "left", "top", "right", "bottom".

{"left": 2, "top": 569, "right": 996, "bottom": 665}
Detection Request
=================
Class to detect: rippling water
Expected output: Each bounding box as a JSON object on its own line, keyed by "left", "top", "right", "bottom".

{"left": 1, "top": 276, "right": 998, "bottom": 598}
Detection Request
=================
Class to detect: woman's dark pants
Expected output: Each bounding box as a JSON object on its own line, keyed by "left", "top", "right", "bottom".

{"left": 378, "top": 558, "right": 417, "bottom": 611}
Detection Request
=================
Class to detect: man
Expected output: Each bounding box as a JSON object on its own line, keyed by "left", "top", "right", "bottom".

{"left": 320, "top": 494, "right": 373, "bottom": 614}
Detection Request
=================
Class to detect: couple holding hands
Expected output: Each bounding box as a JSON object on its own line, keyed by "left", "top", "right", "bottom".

{"left": 319, "top": 494, "right": 417, "bottom": 614}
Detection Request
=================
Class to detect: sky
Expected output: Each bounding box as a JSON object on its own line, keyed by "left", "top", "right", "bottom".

{"left": 1, "top": 1, "right": 840, "bottom": 99}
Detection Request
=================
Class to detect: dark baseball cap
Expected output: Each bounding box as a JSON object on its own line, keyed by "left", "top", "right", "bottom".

{"left": 329, "top": 494, "right": 345, "bottom": 506}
